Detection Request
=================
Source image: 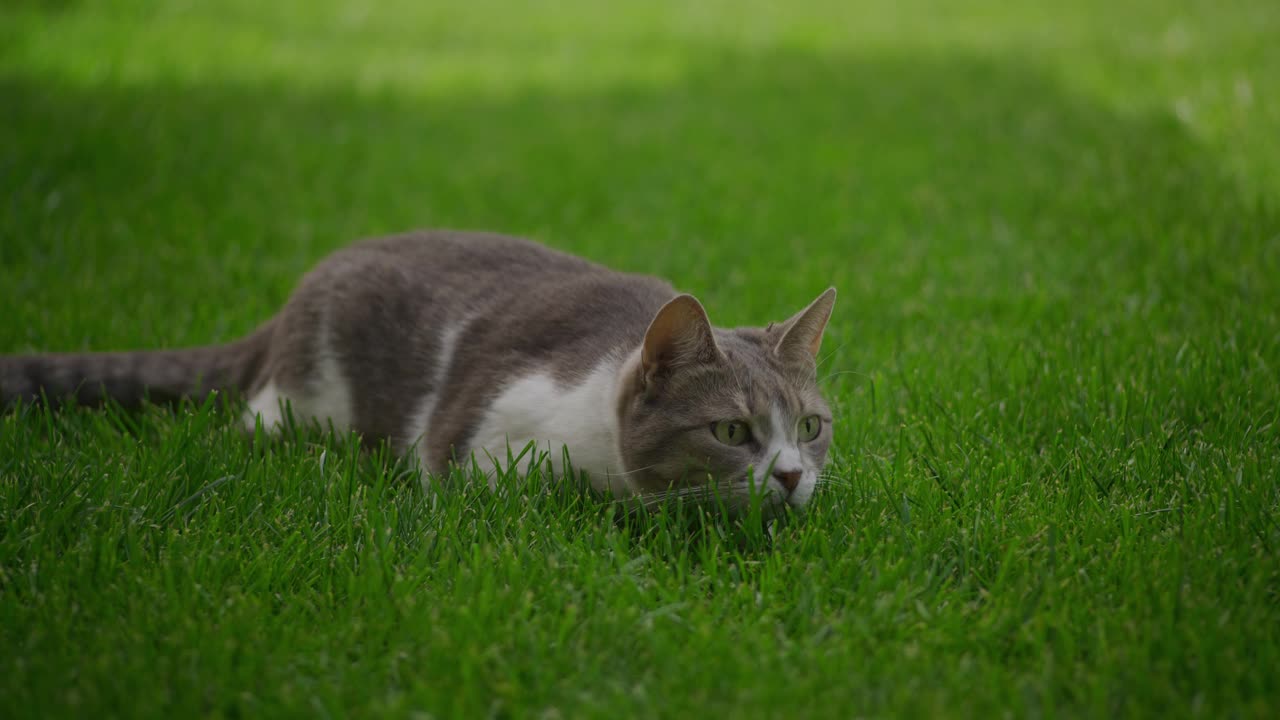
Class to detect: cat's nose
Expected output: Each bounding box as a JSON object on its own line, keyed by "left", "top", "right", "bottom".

{"left": 772, "top": 468, "right": 802, "bottom": 493}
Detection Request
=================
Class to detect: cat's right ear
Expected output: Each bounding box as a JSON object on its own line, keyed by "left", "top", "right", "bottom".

{"left": 640, "top": 294, "right": 721, "bottom": 389}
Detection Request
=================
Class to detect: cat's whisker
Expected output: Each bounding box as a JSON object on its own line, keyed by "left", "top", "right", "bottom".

{"left": 818, "top": 369, "right": 870, "bottom": 384}
{"left": 640, "top": 480, "right": 739, "bottom": 507}
{"left": 652, "top": 483, "right": 724, "bottom": 500}
{"left": 816, "top": 472, "right": 855, "bottom": 488}
{"left": 815, "top": 341, "right": 849, "bottom": 371}
{"left": 605, "top": 463, "right": 665, "bottom": 478}
{"left": 632, "top": 471, "right": 815, "bottom": 516}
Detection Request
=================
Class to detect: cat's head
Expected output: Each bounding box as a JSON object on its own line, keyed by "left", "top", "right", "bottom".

{"left": 616, "top": 289, "right": 837, "bottom": 516}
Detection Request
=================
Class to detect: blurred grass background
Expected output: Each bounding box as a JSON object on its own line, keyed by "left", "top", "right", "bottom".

{"left": 2, "top": 0, "right": 1279, "bottom": 717}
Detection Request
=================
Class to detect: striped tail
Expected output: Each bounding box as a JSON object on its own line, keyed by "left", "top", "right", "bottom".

{"left": 0, "top": 323, "right": 274, "bottom": 410}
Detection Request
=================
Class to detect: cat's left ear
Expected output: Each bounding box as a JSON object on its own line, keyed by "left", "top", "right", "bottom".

{"left": 773, "top": 288, "right": 837, "bottom": 362}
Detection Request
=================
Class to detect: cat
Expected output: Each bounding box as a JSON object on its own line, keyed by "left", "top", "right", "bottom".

{"left": 1, "top": 231, "right": 837, "bottom": 514}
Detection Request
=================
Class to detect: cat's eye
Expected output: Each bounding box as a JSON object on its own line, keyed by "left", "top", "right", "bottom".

{"left": 712, "top": 420, "right": 752, "bottom": 446}
{"left": 798, "top": 415, "right": 822, "bottom": 442}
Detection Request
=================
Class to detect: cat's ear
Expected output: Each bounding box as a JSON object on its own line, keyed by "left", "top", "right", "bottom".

{"left": 773, "top": 288, "right": 837, "bottom": 362}
{"left": 641, "top": 294, "right": 721, "bottom": 384}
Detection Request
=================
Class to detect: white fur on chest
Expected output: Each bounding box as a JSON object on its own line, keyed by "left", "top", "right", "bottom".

{"left": 469, "top": 360, "right": 629, "bottom": 496}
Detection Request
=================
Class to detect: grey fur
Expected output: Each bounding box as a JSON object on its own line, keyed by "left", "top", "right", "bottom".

{"left": 2, "top": 230, "right": 836, "bottom": 509}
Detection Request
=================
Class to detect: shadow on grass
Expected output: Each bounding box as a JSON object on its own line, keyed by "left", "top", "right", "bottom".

{"left": 3, "top": 49, "right": 1275, "bottom": 309}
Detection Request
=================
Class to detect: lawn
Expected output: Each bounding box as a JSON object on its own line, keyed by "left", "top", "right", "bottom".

{"left": 2, "top": 0, "right": 1279, "bottom": 717}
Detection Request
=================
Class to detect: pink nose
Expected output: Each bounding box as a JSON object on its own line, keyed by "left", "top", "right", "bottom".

{"left": 773, "top": 468, "right": 802, "bottom": 493}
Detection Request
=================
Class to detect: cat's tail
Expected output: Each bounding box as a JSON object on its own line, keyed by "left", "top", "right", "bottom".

{"left": 0, "top": 322, "right": 275, "bottom": 410}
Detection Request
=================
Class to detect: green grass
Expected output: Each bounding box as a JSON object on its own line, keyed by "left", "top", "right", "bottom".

{"left": 3, "top": 0, "right": 1280, "bottom": 716}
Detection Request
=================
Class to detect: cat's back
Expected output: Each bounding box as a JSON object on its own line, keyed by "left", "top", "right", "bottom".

{"left": 356, "top": 229, "right": 603, "bottom": 278}
{"left": 289, "top": 229, "right": 677, "bottom": 354}
{"left": 311, "top": 229, "right": 668, "bottom": 311}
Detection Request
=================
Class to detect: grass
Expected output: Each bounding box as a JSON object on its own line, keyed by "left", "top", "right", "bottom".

{"left": 2, "top": 0, "right": 1279, "bottom": 716}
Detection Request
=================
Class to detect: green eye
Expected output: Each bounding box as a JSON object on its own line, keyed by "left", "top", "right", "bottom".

{"left": 712, "top": 420, "right": 752, "bottom": 446}
{"left": 798, "top": 415, "right": 822, "bottom": 442}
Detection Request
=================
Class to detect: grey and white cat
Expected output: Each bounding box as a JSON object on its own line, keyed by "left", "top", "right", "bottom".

{"left": 1, "top": 231, "right": 837, "bottom": 513}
